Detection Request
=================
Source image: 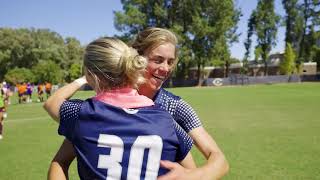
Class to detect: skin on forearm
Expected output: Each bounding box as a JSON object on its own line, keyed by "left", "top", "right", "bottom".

{"left": 48, "top": 162, "right": 69, "bottom": 180}
{"left": 179, "top": 152, "right": 197, "bottom": 169}
{"left": 48, "top": 139, "right": 76, "bottom": 180}
{"left": 43, "top": 77, "right": 86, "bottom": 122}
{"left": 189, "top": 127, "right": 229, "bottom": 180}
{"left": 158, "top": 127, "right": 228, "bottom": 180}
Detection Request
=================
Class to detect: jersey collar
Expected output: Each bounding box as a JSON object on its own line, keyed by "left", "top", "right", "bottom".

{"left": 94, "top": 87, "right": 154, "bottom": 108}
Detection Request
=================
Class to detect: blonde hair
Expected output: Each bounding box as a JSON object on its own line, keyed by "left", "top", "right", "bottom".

{"left": 131, "top": 27, "right": 179, "bottom": 64}
{"left": 84, "top": 37, "right": 147, "bottom": 91}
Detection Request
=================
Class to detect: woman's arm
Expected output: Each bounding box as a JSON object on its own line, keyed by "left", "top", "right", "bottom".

{"left": 158, "top": 96, "right": 229, "bottom": 180}
{"left": 43, "top": 77, "right": 87, "bottom": 122}
{"left": 189, "top": 127, "right": 229, "bottom": 179}
{"left": 179, "top": 152, "right": 196, "bottom": 169}
{"left": 45, "top": 77, "right": 87, "bottom": 178}
{"left": 158, "top": 127, "right": 229, "bottom": 180}
{"left": 48, "top": 139, "right": 76, "bottom": 180}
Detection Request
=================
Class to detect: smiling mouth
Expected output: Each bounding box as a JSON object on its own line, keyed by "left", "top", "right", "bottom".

{"left": 152, "top": 74, "right": 165, "bottom": 81}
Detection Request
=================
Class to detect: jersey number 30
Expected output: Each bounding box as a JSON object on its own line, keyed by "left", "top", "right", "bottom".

{"left": 97, "top": 134, "right": 163, "bottom": 180}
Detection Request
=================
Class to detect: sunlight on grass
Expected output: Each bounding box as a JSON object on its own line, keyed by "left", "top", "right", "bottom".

{"left": 0, "top": 83, "right": 319, "bottom": 179}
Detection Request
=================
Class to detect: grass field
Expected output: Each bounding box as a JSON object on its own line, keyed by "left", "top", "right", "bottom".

{"left": 0, "top": 83, "right": 319, "bottom": 180}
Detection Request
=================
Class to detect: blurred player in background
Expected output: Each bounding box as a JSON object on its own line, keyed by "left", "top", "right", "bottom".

{"left": 45, "top": 81, "right": 52, "bottom": 99}
{"left": 0, "top": 83, "right": 6, "bottom": 139}
{"left": 1, "top": 82, "right": 12, "bottom": 118}
{"left": 37, "top": 83, "right": 45, "bottom": 102}
{"left": 26, "top": 82, "right": 33, "bottom": 103}
{"left": 17, "top": 82, "right": 27, "bottom": 104}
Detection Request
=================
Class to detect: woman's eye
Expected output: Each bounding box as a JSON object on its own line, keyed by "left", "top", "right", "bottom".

{"left": 151, "top": 58, "right": 162, "bottom": 63}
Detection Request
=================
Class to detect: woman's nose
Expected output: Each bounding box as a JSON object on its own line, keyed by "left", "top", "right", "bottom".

{"left": 159, "top": 62, "right": 170, "bottom": 72}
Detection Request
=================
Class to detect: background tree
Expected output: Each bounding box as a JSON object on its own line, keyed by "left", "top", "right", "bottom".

{"left": 64, "top": 37, "right": 84, "bottom": 81}
{"left": 248, "top": 0, "right": 280, "bottom": 75}
{"left": 299, "top": 0, "right": 312, "bottom": 61}
{"left": 298, "top": 0, "right": 320, "bottom": 62}
{"left": 282, "top": 0, "right": 303, "bottom": 51}
{"left": 114, "top": 0, "right": 193, "bottom": 85}
{"left": 32, "top": 61, "right": 63, "bottom": 84}
{"left": 168, "top": 0, "right": 195, "bottom": 80}
{"left": 29, "top": 29, "right": 67, "bottom": 67}
{"left": 114, "top": 0, "right": 171, "bottom": 39}
{"left": 69, "top": 63, "right": 82, "bottom": 82}
{"left": 280, "top": 43, "right": 296, "bottom": 75}
{"left": 243, "top": 12, "right": 256, "bottom": 73}
{"left": 0, "top": 28, "right": 84, "bottom": 83}
{"left": 282, "top": 0, "right": 320, "bottom": 70}
{"left": 189, "top": 0, "right": 240, "bottom": 84}
{"left": 0, "top": 28, "right": 33, "bottom": 79}
{"left": 115, "top": 0, "right": 240, "bottom": 85}
{"left": 4, "top": 68, "right": 35, "bottom": 85}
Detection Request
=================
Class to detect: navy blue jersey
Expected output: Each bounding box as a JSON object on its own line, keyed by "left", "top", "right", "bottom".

{"left": 154, "top": 88, "right": 202, "bottom": 132}
{"left": 59, "top": 99, "right": 192, "bottom": 180}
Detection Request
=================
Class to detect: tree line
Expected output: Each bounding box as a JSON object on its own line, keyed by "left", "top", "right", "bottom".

{"left": 115, "top": 0, "right": 241, "bottom": 85}
{"left": 0, "top": 28, "right": 83, "bottom": 85}
{"left": 244, "top": 0, "right": 320, "bottom": 75}
{"left": 0, "top": 0, "right": 319, "bottom": 85}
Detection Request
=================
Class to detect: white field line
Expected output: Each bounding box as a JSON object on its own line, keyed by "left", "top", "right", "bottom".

{"left": 4, "top": 116, "right": 51, "bottom": 123}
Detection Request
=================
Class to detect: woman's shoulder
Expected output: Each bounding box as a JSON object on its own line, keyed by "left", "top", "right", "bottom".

{"left": 155, "top": 88, "right": 181, "bottom": 102}
{"left": 62, "top": 99, "right": 85, "bottom": 110}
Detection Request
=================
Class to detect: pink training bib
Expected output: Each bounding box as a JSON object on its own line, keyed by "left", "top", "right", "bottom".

{"left": 94, "top": 88, "right": 154, "bottom": 108}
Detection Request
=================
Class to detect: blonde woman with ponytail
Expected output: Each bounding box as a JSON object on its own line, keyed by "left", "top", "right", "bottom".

{"left": 44, "top": 37, "right": 193, "bottom": 180}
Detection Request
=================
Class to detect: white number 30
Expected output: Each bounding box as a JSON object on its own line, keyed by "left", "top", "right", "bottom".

{"left": 97, "top": 134, "right": 163, "bottom": 180}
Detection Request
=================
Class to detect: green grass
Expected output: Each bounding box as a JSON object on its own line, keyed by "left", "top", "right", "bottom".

{"left": 0, "top": 83, "right": 319, "bottom": 179}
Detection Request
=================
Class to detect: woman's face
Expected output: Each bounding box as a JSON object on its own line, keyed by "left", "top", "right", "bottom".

{"left": 143, "top": 42, "right": 176, "bottom": 93}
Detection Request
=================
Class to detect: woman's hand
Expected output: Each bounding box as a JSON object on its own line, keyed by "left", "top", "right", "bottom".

{"left": 158, "top": 160, "right": 203, "bottom": 180}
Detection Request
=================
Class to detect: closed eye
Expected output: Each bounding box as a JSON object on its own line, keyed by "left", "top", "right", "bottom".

{"left": 149, "top": 56, "right": 164, "bottom": 64}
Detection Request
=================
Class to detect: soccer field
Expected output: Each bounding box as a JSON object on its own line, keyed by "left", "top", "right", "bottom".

{"left": 0, "top": 83, "right": 319, "bottom": 180}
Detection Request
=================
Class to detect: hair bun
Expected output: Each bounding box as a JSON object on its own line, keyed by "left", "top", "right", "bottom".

{"left": 84, "top": 37, "right": 147, "bottom": 91}
{"left": 120, "top": 47, "right": 147, "bottom": 86}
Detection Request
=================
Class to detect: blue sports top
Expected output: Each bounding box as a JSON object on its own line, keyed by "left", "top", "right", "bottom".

{"left": 59, "top": 98, "right": 193, "bottom": 180}
{"left": 154, "top": 88, "right": 202, "bottom": 133}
